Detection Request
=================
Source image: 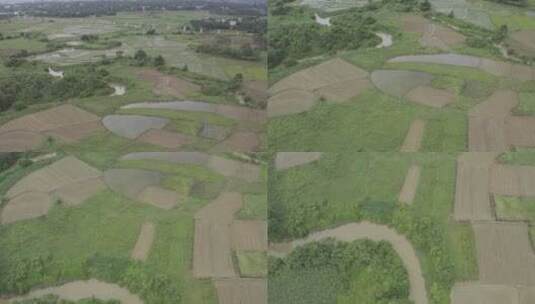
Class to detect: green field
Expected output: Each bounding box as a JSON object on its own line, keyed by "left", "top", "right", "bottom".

{"left": 269, "top": 153, "right": 478, "bottom": 304}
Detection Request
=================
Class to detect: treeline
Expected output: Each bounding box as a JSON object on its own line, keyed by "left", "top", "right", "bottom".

{"left": 0, "top": 153, "right": 21, "bottom": 173}
{"left": 268, "top": 6, "right": 380, "bottom": 68}
{"left": 269, "top": 239, "right": 412, "bottom": 304}
{"left": 189, "top": 16, "right": 267, "bottom": 34}
{"left": 0, "top": 254, "right": 181, "bottom": 304}
{"left": 1, "top": 1, "right": 266, "bottom": 18}
{"left": 0, "top": 66, "right": 111, "bottom": 112}
{"left": 196, "top": 37, "right": 260, "bottom": 61}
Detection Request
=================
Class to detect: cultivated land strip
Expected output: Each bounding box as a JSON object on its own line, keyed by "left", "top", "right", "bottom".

{"left": 269, "top": 222, "right": 428, "bottom": 304}
{"left": 451, "top": 152, "right": 535, "bottom": 303}
{"left": 274, "top": 152, "right": 323, "bottom": 170}
{"left": 398, "top": 165, "right": 420, "bottom": 204}
{"left": 400, "top": 119, "right": 425, "bottom": 152}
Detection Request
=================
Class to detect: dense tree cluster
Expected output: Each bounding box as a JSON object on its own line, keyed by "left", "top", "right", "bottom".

{"left": 269, "top": 239, "right": 412, "bottom": 304}
{"left": 268, "top": 8, "right": 380, "bottom": 68}
{"left": 196, "top": 37, "right": 259, "bottom": 61}
{"left": 14, "top": 295, "right": 119, "bottom": 304}
{"left": 190, "top": 16, "right": 266, "bottom": 34}
{"left": 0, "top": 67, "right": 110, "bottom": 112}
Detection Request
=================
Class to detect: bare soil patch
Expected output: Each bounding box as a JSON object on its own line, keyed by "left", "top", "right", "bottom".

{"left": 274, "top": 152, "right": 322, "bottom": 170}
{"left": 454, "top": 152, "right": 497, "bottom": 221}
{"left": 0, "top": 192, "right": 53, "bottom": 224}
{"left": 0, "top": 105, "right": 100, "bottom": 151}
{"left": 207, "top": 157, "right": 261, "bottom": 182}
{"left": 102, "top": 115, "right": 169, "bottom": 139}
{"left": 401, "top": 15, "right": 428, "bottom": 33}
{"left": 398, "top": 165, "right": 420, "bottom": 204}
{"left": 473, "top": 222, "right": 535, "bottom": 286}
{"left": 232, "top": 220, "right": 267, "bottom": 251}
{"left": 193, "top": 192, "right": 243, "bottom": 278}
{"left": 489, "top": 164, "right": 535, "bottom": 197}
{"left": 7, "top": 156, "right": 102, "bottom": 198}
{"left": 137, "top": 186, "right": 179, "bottom": 210}
{"left": 214, "top": 278, "right": 267, "bottom": 304}
{"left": 138, "top": 69, "right": 200, "bottom": 98}
{"left": 370, "top": 70, "right": 433, "bottom": 97}
{"left": 103, "top": 169, "right": 162, "bottom": 200}
{"left": 214, "top": 131, "right": 261, "bottom": 152}
{"left": 510, "top": 30, "right": 535, "bottom": 56}
{"left": 400, "top": 119, "right": 425, "bottom": 152}
{"left": 0, "top": 131, "right": 45, "bottom": 153}
{"left": 137, "top": 129, "right": 191, "bottom": 149}
{"left": 131, "top": 222, "right": 155, "bottom": 261}
{"left": 506, "top": 116, "right": 535, "bottom": 148}
{"left": 9, "top": 279, "right": 143, "bottom": 304}
{"left": 267, "top": 89, "right": 317, "bottom": 117}
{"left": 406, "top": 86, "right": 456, "bottom": 108}
{"left": 421, "top": 23, "right": 465, "bottom": 50}
{"left": 243, "top": 80, "right": 269, "bottom": 105}
{"left": 53, "top": 177, "right": 106, "bottom": 206}
{"left": 268, "top": 58, "right": 369, "bottom": 116}
{"left": 451, "top": 283, "right": 519, "bottom": 304}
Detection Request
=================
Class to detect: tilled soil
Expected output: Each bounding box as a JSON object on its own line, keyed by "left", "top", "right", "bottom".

{"left": 398, "top": 165, "right": 420, "bottom": 204}
{"left": 131, "top": 222, "right": 155, "bottom": 261}
{"left": 400, "top": 119, "right": 425, "bottom": 152}
{"left": 274, "top": 152, "right": 322, "bottom": 170}
{"left": 214, "top": 278, "right": 267, "bottom": 304}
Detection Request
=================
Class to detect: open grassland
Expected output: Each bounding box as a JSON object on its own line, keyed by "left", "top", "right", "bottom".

{"left": 269, "top": 152, "right": 478, "bottom": 304}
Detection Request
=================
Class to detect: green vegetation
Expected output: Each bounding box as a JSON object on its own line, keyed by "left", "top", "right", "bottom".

{"left": 495, "top": 195, "right": 535, "bottom": 221}
{"left": 14, "top": 295, "right": 119, "bottom": 304}
{"left": 236, "top": 251, "right": 268, "bottom": 277}
{"left": 269, "top": 239, "right": 411, "bottom": 304}
{"left": 269, "top": 153, "right": 478, "bottom": 304}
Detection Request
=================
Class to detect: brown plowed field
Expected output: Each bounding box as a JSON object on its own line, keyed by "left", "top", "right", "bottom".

{"left": 398, "top": 165, "right": 420, "bottom": 204}
{"left": 454, "top": 153, "right": 497, "bottom": 221}
{"left": 406, "top": 86, "right": 455, "bottom": 108}
{"left": 207, "top": 157, "right": 261, "bottom": 182}
{"left": 313, "top": 78, "right": 371, "bottom": 102}
{"left": 0, "top": 192, "right": 54, "bottom": 224}
{"left": 473, "top": 222, "right": 535, "bottom": 286}
{"left": 131, "top": 222, "right": 155, "bottom": 261}
{"left": 193, "top": 192, "right": 242, "bottom": 278}
{"left": 214, "top": 278, "right": 267, "bottom": 304}
{"left": 53, "top": 177, "right": 106, "bottom": 206}
{"left": 400, "top": 119, "right": 425, "bottom": 152}
{"left": 231, "top": 220, "right": 267, "bottom": 251}
{"left": 138, "top": 69, "right": 200, "bottom": 98}
{"left": 451, "top": 283, "right": 519, "bottom": 304}
{"left": 214, "top": 131, "right": 260, "bottom": 152}
{"left": 267, "top": 89, "right": 317, "bottom": 117}
{"left": 137, "top": 186, "right": 179, "bottom": 210}
{"left": 506, "top": 116, "right": 535, "bottom": 148}
{"left": 103, "top": 169, "right": 162, "bottom": 200}
{"left": 0, "top": 105, "right": 101, "bottom": 151}
{"left": 489, "top": 164, "right": 535, "bottom": 197}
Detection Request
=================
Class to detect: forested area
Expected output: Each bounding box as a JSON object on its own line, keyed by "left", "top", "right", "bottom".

{"left": 269, "top": 239, "right": 412, "bottom": 304}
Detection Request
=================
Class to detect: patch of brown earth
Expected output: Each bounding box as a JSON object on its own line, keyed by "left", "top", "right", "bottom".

{"left": 510, "top": 30, "right": 535, "bottom": 56}
{"left": 398, "top": 165, "right": 420, "bottom": 204}
{"left": 506, "top": 116, "right": 535, "bottom": 148}
{"left": 267, "top": 89, "right": 317, "bottom": 117}
{"left": 137, "top": 129, "right": 191, "bottom": 149}
{"left": 193, "top": 192, "right": 243, "bottom": 278}
{"left": 231, "top": 220, "right": 267, "bottom": 251}
{"left": 473, "top": 222, "right": 535, "bottom": 286}
{"left": 0, "top": 192, "right": 54, "bottom": 224}
{"left": 214, "top": 278, "right": 267, "bottom": 304}
{"left": 453, "top": 152, "right": 497, "bottom": 221}
{"left": 214, "top": 131, "right": 261, "bottom": 152}
{"left": 0, "top": 105, "right": 101, "bottom": 151}
{"left": 242, "top": 80, "right": 269, "bottom": 105}
{"left": 207, "top": 156, "right": 261, "bottom": 182}
{"left": 131, "top": 222, "right": 155, "bottom": 261}
{"left": 401, "top": 15, "right": 428, "bottom": 33}
{"left": 53, "top": 178, "right": 106, "bottom": 206}
{"left": 103, "top": 169, "right": 162, "bottom": 200}
{"left": 274, "top": 152, "right": 322, "bottom": 170}
{"left": 421, "top": 23, "right": 465, "bottom": 50}
{"left": 314, "top": 78, "right": 371, "bottom": 103}
{"left": 451, "top": 283, "right": 520, "bottom": 304}
{"left": 0, "top": 131, "right": 45, "bottom": 152}
{"left": 400, "top": 119, "right": 425, "bottom": 152}
{"left": 138, "top": 69, "right": 200, "bottom": 98}
{"left": 406, "top": 86, "right": 456, "bottom": 108}
{"left": 137, "top": 186, "right": 179, "bottom": 210}
{"left": 489, "top": 164, "right": 535, "bottom": 197}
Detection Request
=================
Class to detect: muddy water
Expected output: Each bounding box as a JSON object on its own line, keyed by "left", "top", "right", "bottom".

{"left": 9, "top": 279, "right": 143, "bottom": 304}
{"left": 375, "top": 32, "right": 393, "bottom": 48}
{"left": 270, "top": 222, "right": 428, "bottom": 304}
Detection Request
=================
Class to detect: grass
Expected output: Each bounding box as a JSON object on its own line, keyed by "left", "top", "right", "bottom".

{"left": 236, "top": 251, "right": 267, "bottom": 277}
{"left": 269, "top": 153, "right": 478, "bottom": 303}
{"left": 237, "top": 193, "right": 267, "bottom": 220}
{"left": 0, "top": 189, "right": 216, "bottom": 304}
{"left": 0, "top": 38, "right": 48, "bottom": 52}
{"left": 495, "top": 195, "right": 535, "bottom": 221}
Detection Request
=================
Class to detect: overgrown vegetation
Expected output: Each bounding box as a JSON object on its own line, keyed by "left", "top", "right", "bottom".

{"left": 14, "top": 295, "right": 119, "bottom": 304}
{"left": 269, "top": 239, "right": 411, "bottom": 304}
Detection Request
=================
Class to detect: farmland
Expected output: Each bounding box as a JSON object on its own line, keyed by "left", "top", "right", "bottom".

{"left": 0, "top": 1, "right": 266, "bottom": 304}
